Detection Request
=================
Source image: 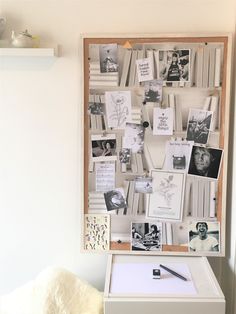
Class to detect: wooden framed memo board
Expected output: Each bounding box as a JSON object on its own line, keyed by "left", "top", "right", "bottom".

{"left": 82, "top": 34, "right": 232, "bottom": 256}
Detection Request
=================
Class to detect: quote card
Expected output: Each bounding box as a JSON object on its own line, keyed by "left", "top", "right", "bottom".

{"left": 153, "top": 107, "right": 174, "bottom": 135}
{"left": 136, "top": 57, "right": 154, "bottom": 82}
{"left": 84, "top": 214, "right": 110, "bottom": 251}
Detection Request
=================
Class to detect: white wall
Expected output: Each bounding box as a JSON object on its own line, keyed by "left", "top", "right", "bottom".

{"left": 0, "top": 0, "right": 236, "bottom": 311}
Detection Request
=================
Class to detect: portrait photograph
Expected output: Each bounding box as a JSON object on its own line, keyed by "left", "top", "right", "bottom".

{"left": 104, "top": 188, "right": 127, "bottom": 211}
{"left": 158, "top": 49, "right": 190, "bottom": 82}
{"left": 186, "top": 109, "right": 212, "bottom": 144}
{"left": 91, "top": 134, "right": 117, "bottom": 162}
{"left": 144, "top": 79, "right": 163, "bottom": 103}
{"left": 131, "top": 222, "right": 162, "bottom": 251}
{"left": 188, "top": 146, "right": 223, "bottom": 180}
{"left": 99, "top": 43, "right": 118, "bottom": 73}
{"left": 188, "top": 221, "right": 220, "bottom": 252}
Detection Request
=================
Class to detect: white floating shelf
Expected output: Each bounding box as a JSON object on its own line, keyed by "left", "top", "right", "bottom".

{"left": 0, "top": 47, "right": 58, "bottom": 57}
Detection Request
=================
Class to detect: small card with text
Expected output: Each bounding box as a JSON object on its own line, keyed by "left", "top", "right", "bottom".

{"left": 136, "top": 57, "right": 154, "bottom": 82}
{"left": 153, "top": 107, "right": 174, "bottom": 135}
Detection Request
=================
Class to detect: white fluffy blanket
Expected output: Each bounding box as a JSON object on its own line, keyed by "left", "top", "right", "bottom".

{"left": 0, "top": 267, "right": 104, "bottom": 314}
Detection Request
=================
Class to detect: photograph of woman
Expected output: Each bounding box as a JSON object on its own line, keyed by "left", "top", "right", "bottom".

{"left": 131, "top": 222, "right": 162, "bottom": 251}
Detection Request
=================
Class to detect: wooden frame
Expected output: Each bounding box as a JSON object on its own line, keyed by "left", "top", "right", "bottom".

{"left": 82, "top": 33, "right": 232, "bottom": 256}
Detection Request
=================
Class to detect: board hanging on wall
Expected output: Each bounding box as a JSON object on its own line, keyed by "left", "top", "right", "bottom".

{"left": 81, "top": 33, "right": 232, "bottom": 257}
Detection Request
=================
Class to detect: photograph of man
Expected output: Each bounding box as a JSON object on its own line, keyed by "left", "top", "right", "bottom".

{"left": 188, "top": 146, "right": 223, "bottom": 179}
{"left": 189, "top": 221, "right": 219, "bottom": 252}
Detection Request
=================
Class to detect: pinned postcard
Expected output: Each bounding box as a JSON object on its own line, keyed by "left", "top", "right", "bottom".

{"left": 157, "top": 49, "right": 190, "bottom": 82}
{"left": 91, "top": 134, "right": 117, "bottom": 162}
{"left": 119, "top": 148, "right": 131, "bottom": 164}
{"left": 163, "top": 140, "right": 194, "bottom": 172}
{"left": 95, "top": 162, "right": 115, "bottom": 192}
{"left": 104, "top": 188, "right": 127, "bottom": 211}
{"left": 136, "top": 57, "right": 154, "bottom": 82}
{"left": 84, "top": 214, "right": 110, "bottom": 251}
{"left": 186, "top": 109, "right": 212, "bottom": 144}
{"left": 134, "top": 176, "right": 153, "bottom": 193}
{"left": 105, "top": 91, "right": 132, "bottom": 129}
{"left": 153, "top": 107, "right": 174, "bottom": 135}
{"left": 188, "top": 221, "right": 220, "bottom": 252}
{"left": 144, "top": 80, "right": 163, "bottom": 103}
{"left": 131, "top": 222, "right": 162, "bottom": 251}
{"left": 99, "top": 43, "right": 118, "bottom": 73}
{"left": 123, "top": 123, "right": 144, "bottom": 153}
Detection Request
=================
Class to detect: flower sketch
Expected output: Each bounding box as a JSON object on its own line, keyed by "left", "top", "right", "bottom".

{"left": 109, "top": 93, "right": 129, "bottom": 127}
{"left": 156, "top": 175, "right": 177, "bottom": 206}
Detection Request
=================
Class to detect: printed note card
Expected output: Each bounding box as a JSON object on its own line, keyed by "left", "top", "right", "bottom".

{"left": 136, "top": 58, "right": 154, "bottom": 82}
{"left": 153, "top": 107, "right": 174, "bottom": 135}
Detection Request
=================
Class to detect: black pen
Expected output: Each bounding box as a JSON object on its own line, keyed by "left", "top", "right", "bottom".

{"left": 159, "top": 264, "right": 187, "bottom": 281}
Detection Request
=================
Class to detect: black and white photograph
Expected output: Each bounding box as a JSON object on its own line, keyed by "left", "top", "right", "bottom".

{"left": 131, "top": 222, "right": 162, "bottom": 251}
{"left": 134, "top": 176, "right": 153, "bottom": 193}
{"left": 188, "top": 146, "right": 223, "bottom": 179}
{"left": 99, "top": 43, "right": 118, "bottom": 73}
{"left": 91, "top": 134, "right": 117, "bottom": 162}
{"left": 144, "top": 80, "right": 163, "bottom": 103}
{"left": 123, "top": 122, "right": 144, "bottom": 153}
{"left": 104, "top": 188, "right": 127, "bottom": 211}
{"left": 119, "top": 148, "right": 131, "bottom": 164}
{"left": 186, "top": 109, "right": 212, "bottom": 144}
{"left": 188, "top": 221, "right": 220, "bottom": 252}
{"left": 88, "top": 101, "right": 104, "bottom": 115}
{"left": 158, "top": 49, "right": 190, "bottom": 82}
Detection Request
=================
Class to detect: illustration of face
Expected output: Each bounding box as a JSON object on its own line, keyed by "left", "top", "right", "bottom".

{"left": 197, "top": 223, "right": 208, "bottom": 238}
{"left": 193, "top": 147, "right": 211, "bottom": 174}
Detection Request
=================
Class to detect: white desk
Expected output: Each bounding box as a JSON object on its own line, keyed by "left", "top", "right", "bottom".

{"left": 104, "top": 254, "right": 225, "bottom": 314}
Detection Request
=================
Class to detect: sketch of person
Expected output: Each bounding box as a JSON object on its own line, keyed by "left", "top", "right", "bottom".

{"left": 189, "top": 222, "right": 219, "bottom": 252}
